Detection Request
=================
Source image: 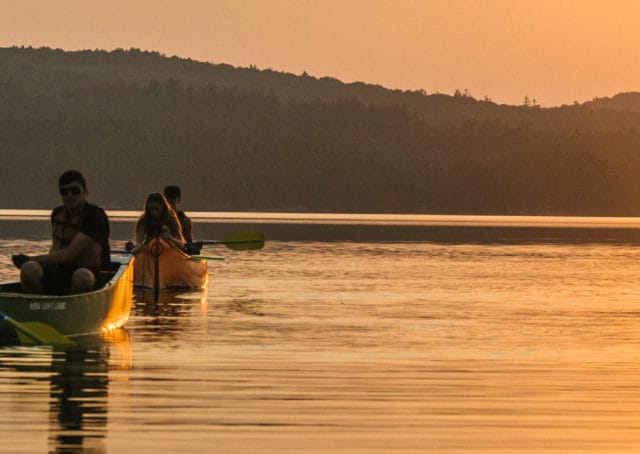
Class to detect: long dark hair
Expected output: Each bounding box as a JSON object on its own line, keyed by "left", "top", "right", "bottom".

{"left": 136, "top": 193, "right": 184, "bottom": 241}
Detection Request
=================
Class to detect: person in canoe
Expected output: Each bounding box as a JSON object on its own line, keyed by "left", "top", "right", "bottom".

{"left": 163, "top": 185, "right": 201, "bottom": 255}
{"left": 11, "top": 169, "right": 111, "bottom": 295}
{"left": 127, "top": 192, "right": 186, "bottom": 253}
{"left": 163, "top": 185, "right": 193, "bottom": 243}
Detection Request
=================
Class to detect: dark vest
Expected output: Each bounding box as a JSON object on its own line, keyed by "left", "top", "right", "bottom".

{"left": 51, "top": 203, "right": 110, "bottom": 270}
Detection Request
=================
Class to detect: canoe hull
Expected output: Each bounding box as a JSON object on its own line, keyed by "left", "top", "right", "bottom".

{"left": 0, "top": 255, "right": 134, "bottom": 342}
{"left": 133, "top": 238, "right": 208, "bottom": 290}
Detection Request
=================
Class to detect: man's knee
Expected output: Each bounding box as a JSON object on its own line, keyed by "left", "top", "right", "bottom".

{"left": 20, "top": 261, "right": 44, "bottom": 293}
{"left": 20, "top": 260, "right": 43, "bottom": 282}
{"left": 70, "top": 268, "right": 95, "bottom": 293}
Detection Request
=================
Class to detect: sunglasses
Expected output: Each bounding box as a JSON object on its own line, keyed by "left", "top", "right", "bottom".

{"left": 59, "top": 186, "right": 82, "bottom": 196}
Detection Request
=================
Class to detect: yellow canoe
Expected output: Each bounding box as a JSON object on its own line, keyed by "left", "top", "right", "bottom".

{"left": 133, "top": 237, "right": 208, "bottom": 290}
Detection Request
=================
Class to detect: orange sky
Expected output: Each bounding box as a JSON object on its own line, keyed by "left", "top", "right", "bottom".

{"left": 1, "top": 0, "right": 638, "bottom": 106}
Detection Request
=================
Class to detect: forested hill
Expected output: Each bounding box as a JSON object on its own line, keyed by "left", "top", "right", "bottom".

{"left": 2, "top": 46, "right": 640, "bottom": 215}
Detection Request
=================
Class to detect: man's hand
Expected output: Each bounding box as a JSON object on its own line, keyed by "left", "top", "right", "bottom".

{"left": 11, "top": 254, "right": 30, "bottom": 269}
{"left": 185, "top": 243, "right": 202, "bottom": 255}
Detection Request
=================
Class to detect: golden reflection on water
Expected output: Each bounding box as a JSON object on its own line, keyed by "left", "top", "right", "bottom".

{"left": 0, "top": 338, "right": 125, "bottom": 454}
{"left": 2, "top": 240, "right": 640, "bottom": 452}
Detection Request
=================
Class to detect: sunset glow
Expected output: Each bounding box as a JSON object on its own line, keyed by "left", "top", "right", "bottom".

{"left": 1, "top": 0, "right": 638, "bottom": 106}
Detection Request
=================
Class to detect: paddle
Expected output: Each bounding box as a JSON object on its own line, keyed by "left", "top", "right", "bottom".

{"left": 153, "top": 238, "right": 160, "bottom": 301}
{"left": 190, "top": 255, "right": 227, "bottom": 262}
{"left": 111, "top": 250, "right": 227, "bottom": 262}
{"left": 0, "top": 310, "right": 76, "bottom": 346}
{"left": 189, "top": 232, "right": 265, "bottom": 251}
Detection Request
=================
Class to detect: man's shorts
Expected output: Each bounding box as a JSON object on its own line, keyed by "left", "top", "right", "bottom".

{"left": 41, "top": 264, "right": 84, "bottom": 295}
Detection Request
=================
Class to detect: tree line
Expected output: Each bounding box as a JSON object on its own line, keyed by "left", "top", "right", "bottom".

{"left": 2, "top": 46, "right": 640, "bottom": 215}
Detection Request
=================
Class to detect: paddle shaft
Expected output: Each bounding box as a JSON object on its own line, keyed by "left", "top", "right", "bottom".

{"left": 112, "top": 249, "right": 226, "bottom": 261}
{"left": 193, "top": 240, "right": 258, "bottom": 246}
{"left": 190, "top": 255, "right": 227, "bottom": 261}
{"left": 153, "top": 238, "right": 161, "bottom": 301}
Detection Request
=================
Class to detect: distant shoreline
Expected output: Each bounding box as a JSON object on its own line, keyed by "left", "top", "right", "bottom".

{"left": 2, "top": 212, "right": 640, "bottom": 244}
{"left": 2, "top": 210, "right": 640, "bottom": 228}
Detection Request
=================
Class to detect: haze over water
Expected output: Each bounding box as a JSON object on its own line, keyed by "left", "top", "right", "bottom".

{"left": 2, "top": 214, "right": 640, "bottom": 452}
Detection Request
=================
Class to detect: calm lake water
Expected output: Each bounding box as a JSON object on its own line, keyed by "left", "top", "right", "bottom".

{"left": 2, "top": 214, "right": 640, "bottom": 452}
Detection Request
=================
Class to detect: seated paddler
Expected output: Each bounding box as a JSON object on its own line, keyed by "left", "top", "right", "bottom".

{"left": 11, "top": 169, "right": 111, "bottom": 295}
{"left": 163, "top": 185, "right": 200, "bottom": 255}
{"left": 163, "top": 185, "right": 193, "bottom": 243}
{"left": 127, "top": 192, "right": 186, "bottom": 253}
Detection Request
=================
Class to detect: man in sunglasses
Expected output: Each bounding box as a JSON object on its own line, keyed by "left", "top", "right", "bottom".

{"left": 12, "top": 170, "right": 111, "bottom": 294}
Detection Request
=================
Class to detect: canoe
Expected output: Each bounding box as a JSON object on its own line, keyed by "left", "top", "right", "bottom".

{"left": 133, "top": 237, "right": 208, "bottom": 290}
{"left": 0, "top": 254, "right": 134, "bottom": 344}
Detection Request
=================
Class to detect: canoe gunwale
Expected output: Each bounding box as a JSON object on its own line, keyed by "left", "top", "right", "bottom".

{"left": 0, "top": 254, "right": 133, "bottom": 299}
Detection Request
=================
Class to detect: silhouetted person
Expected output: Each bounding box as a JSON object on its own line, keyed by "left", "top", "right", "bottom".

{"left": 128, "top": 192, "right": 185, "bottom": 253}
{"left": 12, "top": 170, "right": 110, "bottom": 294}
{"left": 163, "top": 185, "right": 193, "bottom": 243}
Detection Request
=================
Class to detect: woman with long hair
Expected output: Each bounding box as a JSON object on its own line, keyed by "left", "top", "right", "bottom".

{"left": 128, "top": 193, "right": 185, "bottom": 252}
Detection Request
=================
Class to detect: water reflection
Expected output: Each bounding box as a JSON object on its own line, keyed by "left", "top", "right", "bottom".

{"left": 132, "top": 289, "right": 208, "bottom": 340}
{"left": 0, "top": 330, "right": 131, "bottom": 453}
{"left": 5, "top": 238, "right": 640, "bottom": 452}
{"left": 48, "top": 347, "right": 109, "bottom": 452}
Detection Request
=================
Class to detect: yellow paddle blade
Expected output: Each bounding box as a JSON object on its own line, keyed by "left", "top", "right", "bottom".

{"left": 188, "top": 232, "right": 265, "bottom": 252}
{"left": 221, "top": 232, "right": 265, "bottom": 251}
{"left": 15, "top": 321, "right": 77, "bottom": 346}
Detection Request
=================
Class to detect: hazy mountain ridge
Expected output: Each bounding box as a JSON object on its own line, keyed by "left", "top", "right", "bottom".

{"left": 1, "top": 46, "right": 640, "bottom": 215}
{"left": 582, "top": 92, "right": 640, "bottom": 113}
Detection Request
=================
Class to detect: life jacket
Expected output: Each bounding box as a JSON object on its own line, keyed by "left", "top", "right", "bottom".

{"left": 51, "top": 203, "right": 108, "bottom": 271}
